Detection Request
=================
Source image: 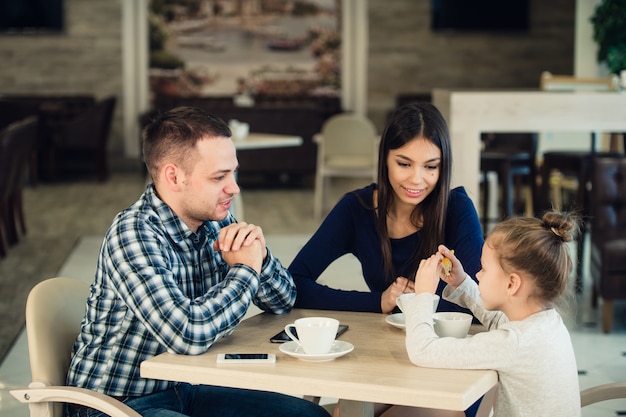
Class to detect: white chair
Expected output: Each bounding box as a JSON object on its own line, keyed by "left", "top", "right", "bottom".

{"left": 581, "top": 382, "right": 626, "bottom": 407}
{"left": 10, "top": 277, "right": 140, "bottom": 417}
{"left": 313, "top": 113, "right": 378, "bottom": 220}
{"left": 466, "top": 381, "right": 626, "bottom": 416}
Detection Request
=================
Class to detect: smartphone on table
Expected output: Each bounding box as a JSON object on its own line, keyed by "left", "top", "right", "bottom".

{"left": 269, "top": 324, "right": 349, "bottom": 343}
{"left": 216, "top": 353, "right": 276, "bottom": 363}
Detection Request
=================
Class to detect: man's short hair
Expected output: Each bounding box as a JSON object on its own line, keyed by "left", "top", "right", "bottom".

{"left": 142, "top": 107, "right": 232, "bottom": 179}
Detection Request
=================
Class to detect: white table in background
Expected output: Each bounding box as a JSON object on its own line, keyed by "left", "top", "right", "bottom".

{"left": 234, "top": 132, "right": 302, "bottom": 150}
{"left": 232, "top": 133, "right": 303, "bottom": 219}
{"left": 432, "top": 89, "right": 626, "bottom": 209}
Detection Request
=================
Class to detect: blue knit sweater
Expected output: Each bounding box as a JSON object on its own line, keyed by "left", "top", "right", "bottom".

{"left": 289, "top": 184, "right": 484, "bottom": 313}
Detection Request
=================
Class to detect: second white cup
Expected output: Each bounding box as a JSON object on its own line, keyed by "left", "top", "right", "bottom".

{"left": 285, "top": 317, "right": 339, "bottom": 354}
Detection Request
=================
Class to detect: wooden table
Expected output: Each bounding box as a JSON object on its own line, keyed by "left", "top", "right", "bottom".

{"left": 141, "top": 309, "right": 498, "bottom": 416}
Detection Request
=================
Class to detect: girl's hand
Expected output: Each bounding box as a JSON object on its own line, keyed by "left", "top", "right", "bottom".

{"left": 414, "top": 254, "right": 442, "bottom": 294}
{"left": 437, "top": 245, "right": 467, "bottom": 289}
{"left": 381, "top": 277, "right": 414, "bottom": 313}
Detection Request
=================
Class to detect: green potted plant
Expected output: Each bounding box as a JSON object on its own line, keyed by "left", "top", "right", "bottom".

{"left": 591, "top": 0, "right": 626, "bottom": 75}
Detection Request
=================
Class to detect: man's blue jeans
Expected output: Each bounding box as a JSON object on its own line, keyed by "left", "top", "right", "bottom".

{"left": 67, "top": 383, "right": 331, "bottom": 417}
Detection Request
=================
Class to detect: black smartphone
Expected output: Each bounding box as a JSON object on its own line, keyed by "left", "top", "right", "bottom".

{"left": 270, "top": 324, "right": 349, "bottom": 343}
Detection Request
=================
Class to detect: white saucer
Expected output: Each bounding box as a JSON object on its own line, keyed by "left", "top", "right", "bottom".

{"left": 279, "top": 340, "right": 354, "bottom": 362}
{"left": 385, "top": 313, "right": 405, "bottom": 329}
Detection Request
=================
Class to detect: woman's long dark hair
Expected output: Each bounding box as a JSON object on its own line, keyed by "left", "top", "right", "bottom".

{"left": 375, "top": 102, "right": 452, "bottom": 282}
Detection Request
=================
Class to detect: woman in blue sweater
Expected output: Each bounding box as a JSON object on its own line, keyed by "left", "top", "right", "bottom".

{"left": 289, "top": 102, "right": 484, "bottom": 417}
{"left": 289, "top": 102, "right": 484, "bottom": 316}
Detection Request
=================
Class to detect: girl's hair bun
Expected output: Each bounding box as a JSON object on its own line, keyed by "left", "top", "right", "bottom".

{"left": 542, "top": 211, "right": 579, "bottom": 243}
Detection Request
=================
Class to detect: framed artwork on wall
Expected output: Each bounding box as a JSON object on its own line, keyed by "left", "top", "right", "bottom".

{"left": 149, "top": 0, "right": 341, "bottom": 100}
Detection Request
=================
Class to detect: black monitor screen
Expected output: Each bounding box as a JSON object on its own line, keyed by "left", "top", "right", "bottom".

{"left": 432, "top": 0, "right": 529, "bottom": 32}
{"left": 0, "top": 0, "right": 64, "bottom": 33}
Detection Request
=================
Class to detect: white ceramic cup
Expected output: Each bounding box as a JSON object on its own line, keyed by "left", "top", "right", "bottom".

{"left": 433, "top": 312, "right": 472, "bottom": 338}
{"left": 228, "top": 119, "right": 249, "bottom": 141}
{"left": 396, "top": 293, "right": 440, "bottom": 313}
{"left": 284, "top": 317, "right": 339, "bottom": 354}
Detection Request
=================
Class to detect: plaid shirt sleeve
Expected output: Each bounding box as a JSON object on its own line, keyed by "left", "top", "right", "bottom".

{"left": 252, "top": 246, "right": 297, "bottom": 313}
{"left": 102, "top": 209, "right": 295, "bottom": 356}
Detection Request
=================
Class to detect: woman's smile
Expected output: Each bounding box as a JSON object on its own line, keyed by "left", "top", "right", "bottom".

{"left": 402, "top": 186, "right": 425, "bottom": 198}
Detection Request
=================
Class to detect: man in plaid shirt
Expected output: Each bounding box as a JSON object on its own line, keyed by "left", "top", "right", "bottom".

{"left": 66, "top": 107, "right": 330, "bottom": 417}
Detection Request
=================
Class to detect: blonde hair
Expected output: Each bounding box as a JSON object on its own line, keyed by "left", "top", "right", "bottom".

{"left": 487, "top": 211, "right": 580, "bottom": 304}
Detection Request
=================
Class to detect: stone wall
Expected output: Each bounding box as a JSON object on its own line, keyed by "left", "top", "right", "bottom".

{"left": 0, "top": 0, "right": 125, "bottom": 163}
{"left": 0, "top": 0, "right": 575, "bottom": 166}
{"left": 368, "top": 0, "right": 575, "bottom": 128}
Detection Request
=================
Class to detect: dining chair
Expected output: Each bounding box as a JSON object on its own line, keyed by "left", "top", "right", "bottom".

{"left": 9, "top": 117, "right": 39, "bottom": 240}
{"left": 0, "top": 100, "right": 41, "bottom": 185}
{"left": 460, "top": 378, "right": 626, "bottom": 415}
{"left": 0, "top": 116, "right": 39, "bottom": 257}
{"left": 0, "top": 128, "right": 10, "bottom": 258}
{"left": 479, "top": 132, "right": 538, "bottom": 234}
{"left": 47, "top": 96, "right": 117, "bottom": 182}
{"left": 589, "top": 156, "right": 626, "bottom": 333}
{"left": 581, "top": 382, "right": 626, "bottom": 407}
{"left": 474, "top": 382, "right": 626, "bottom": 415}
{"left": 313, "top": 112, "right": 378, "bottom": 220}
{"left": 10, "top": 277, "right": 141, "bottom": 417}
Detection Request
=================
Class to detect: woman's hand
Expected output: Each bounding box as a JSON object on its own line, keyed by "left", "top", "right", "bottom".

{"left": 437, "top": 245, "right": 467, "bottom": 289}
{"left": 381, "top": 277, "right": 414, "bottom": 313}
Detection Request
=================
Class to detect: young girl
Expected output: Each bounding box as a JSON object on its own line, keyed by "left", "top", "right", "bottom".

{"left": 403, "top": 211, "right": 582, "bottom": 416}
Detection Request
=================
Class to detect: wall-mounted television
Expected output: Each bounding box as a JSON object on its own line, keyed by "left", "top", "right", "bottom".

{"left": 432, "top": 0, "right": 529, "bottom": 32}
{"left": 0, "top": 0, "right": 64, "bottom": 33}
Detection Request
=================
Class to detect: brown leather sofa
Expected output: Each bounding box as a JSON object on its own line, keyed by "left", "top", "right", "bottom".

{"left": 0, "top": 94, "right": 97, "bottom": 183}
{"left": 589, "top": 156, "right": 626, "bottom": 333}
{"left": 47, "top": 96, "right": 116, "bottom": 182}
{"left": 150, "top": 94, "right": 341, "bottom": 187}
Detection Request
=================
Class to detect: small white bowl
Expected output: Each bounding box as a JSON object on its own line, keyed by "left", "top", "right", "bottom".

{"left": 433, "top": 312, "right": 472, "bottom": 338}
